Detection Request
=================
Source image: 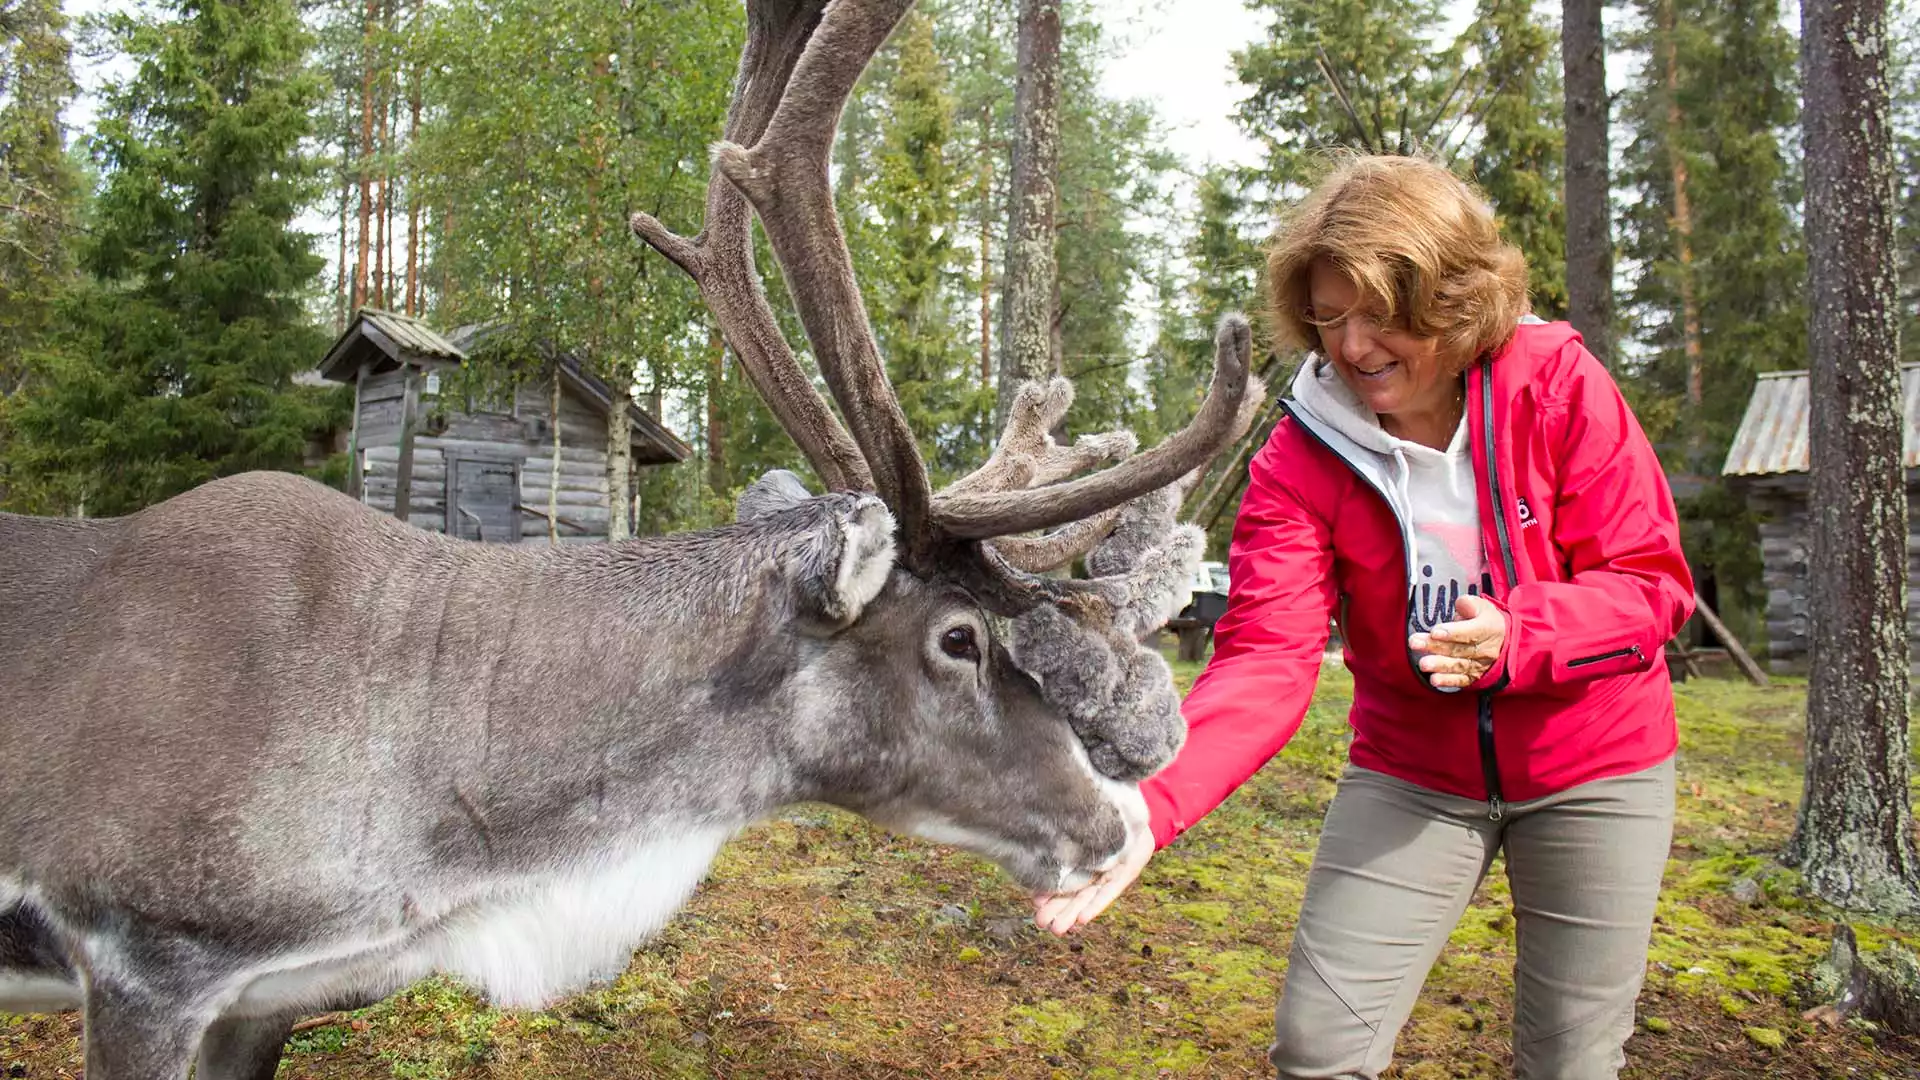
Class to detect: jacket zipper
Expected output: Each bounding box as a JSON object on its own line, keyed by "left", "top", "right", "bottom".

{"left": 1276, "top": 400, "right": 1435, "bottom": 693}
{"left": 1477, "top": 360, "right": 1518, "bottom": 822}
{"left": 1568, "top": 644, "right": 1644, "bottom": 668}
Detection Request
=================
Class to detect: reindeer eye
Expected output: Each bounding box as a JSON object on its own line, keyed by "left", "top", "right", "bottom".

{"left": 940, "top": 625, "right": 980, "bottom": 663}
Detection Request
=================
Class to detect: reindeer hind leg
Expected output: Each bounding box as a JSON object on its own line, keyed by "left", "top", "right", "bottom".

{"left": 194, "top": 1010, "right": 298, "bottom": 1080}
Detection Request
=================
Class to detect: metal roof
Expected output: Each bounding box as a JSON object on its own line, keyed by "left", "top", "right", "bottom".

{"left": 1723, "top": 364, "right": 1920, "bottom": 476}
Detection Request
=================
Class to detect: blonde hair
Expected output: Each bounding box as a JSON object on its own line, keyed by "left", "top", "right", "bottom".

{"left": 1265, "top": 154, "right": 1529, "bottom": 372}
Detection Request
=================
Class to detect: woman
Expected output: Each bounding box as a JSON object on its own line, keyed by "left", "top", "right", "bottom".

{"left": 1035, "top": 155, "right": 1692, "bottom": 1080}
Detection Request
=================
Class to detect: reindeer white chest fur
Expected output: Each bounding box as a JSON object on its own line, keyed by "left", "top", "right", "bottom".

{"left": 224, "top": 826, "right": 733, "bottom": 1016}
{"left": 2, "top": 829, "right": 732, "bottom": 1021}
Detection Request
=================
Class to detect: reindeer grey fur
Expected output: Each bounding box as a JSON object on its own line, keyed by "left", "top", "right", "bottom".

{"left": 0, "top": 473, "right": 1149, "bottom": 1076}
{"left": 0, "top": 0, "right": 1263, "bottom": 1074}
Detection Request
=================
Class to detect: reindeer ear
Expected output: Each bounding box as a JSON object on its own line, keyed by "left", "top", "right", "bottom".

{"left": 784, "top": 493, "right": 897, "bottom": 630}
{"left": 737, "top": 469, "right": 817, "bottom": 522}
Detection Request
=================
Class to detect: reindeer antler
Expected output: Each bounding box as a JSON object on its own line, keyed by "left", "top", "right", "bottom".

{"left": 698, "top": 0, "right": 1259, "bottom": 568}
{"left": 635, "top": 0, "right": 1269, "bottom": 781}
{"left": 630, "top": 0, "right": 871, "bottom": 494}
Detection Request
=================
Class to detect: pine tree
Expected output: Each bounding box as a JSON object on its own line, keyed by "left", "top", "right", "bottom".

{"left": 1617, "top": 0, "right": 1804, "bottom": 633}
{"left": 1468, "top": 0, "right": 1567, "bottom": 318}
{"left": 862, "top": 11, "right": 980, "bottom": 482}
{"left": 1792, "top": 0, "right": 1918, "bottom": 915}
{"left": 1562, "top": 0, "right": 1615, "bottom": 361}
{"left": 1234, "top": 0, "right": 1460, "bottom": 190}
{"left": 5, "top": 0, "right": 343, "bottom": 516}
{"left": 0, "top": 0, "right": 80, "bottom": 414}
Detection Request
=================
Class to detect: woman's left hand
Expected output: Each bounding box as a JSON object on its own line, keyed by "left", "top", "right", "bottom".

{"left": 1408, "top": 594, "right": 1507, "bottom": 689}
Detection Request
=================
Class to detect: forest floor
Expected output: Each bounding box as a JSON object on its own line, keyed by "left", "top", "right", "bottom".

{"left": 5, "top": 664, "right": 1920, "bottom": 1079}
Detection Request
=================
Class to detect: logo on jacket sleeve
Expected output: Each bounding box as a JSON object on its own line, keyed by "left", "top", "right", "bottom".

{"left": 1517, "top": 496, "right": 1540, "bottom": 528}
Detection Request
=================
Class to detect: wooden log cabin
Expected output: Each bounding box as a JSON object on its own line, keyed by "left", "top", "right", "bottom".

{"left": 1723, "top": 364, "right": 1920, "bottom": 674}
{"left": 317, "top": 309, "right": 691, "bottom": 544}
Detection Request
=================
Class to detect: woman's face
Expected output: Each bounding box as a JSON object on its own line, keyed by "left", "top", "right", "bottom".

{"left": 1306, "top": 259, "right": 1457, "bottom": 424}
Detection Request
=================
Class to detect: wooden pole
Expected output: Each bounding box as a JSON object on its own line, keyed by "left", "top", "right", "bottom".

{"left": 1693, "top": 592, "right": 1770, "bottom": 687}
{"left": 394, "top": 364, "right": 418, "bottom": 524}
{"left": 346, "top": 363, "right": 367, "bottom": 500}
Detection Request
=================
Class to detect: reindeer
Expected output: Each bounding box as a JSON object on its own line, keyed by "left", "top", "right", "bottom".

{"left": 0, "top": 1, "right": 1262, "bottom": 1076}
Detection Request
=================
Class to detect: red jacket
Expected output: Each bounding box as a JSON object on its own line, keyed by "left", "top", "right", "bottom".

{"left": 1142, "top": 321, "right": 1693, "bottom": 847}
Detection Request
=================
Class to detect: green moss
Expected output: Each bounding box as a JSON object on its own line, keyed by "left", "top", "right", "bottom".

{"left": 1642, "top": 1015, "right": 1672, "bottom": 1034}
{"left": 1008, "top": 999, "right": 1094, "bottom": 1053}
{"left": 1172, "top": 901, "right": 1233, "bottom": 927}
{"left": 956, "top": 946, "right": 983, "bottom": 963}
{"left": 1743, "top": 1025, "right": 1786, "bottom": 1049}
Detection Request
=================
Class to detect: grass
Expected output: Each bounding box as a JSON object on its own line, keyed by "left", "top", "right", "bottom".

{"left": 5, "top": 662, "right": 1920, "bottom": 1078}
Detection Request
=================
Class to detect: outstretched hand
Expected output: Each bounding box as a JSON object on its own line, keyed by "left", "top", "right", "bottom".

{"left": 1408, "top": 593, "right": 1506, "bottom": 689}
{"left": 1031, "top": 826, "right": 1154, "bottom": 936}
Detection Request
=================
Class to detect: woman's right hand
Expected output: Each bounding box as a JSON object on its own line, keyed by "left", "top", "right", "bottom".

{"left": 1031, "top": 825, "right": 1155, "bottom": 936}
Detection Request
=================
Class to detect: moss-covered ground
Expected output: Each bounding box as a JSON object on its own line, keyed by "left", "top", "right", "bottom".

{"left": 5, "top": 665, "right": 1918, "bottom": 1078}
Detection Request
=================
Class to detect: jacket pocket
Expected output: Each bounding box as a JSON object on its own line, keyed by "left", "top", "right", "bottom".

{"left": 1565, "top": 644, "right": 1649, "bottom": 672}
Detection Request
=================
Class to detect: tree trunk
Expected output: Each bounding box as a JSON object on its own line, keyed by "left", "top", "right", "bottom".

{"left": 1561, "top": 0, "right": 1614, "bottom": 367}
{"left": 354, "top": 0, "right": 376, "bottom": 310}
{"left": 1790, "top": 0, "right": 1919, "bottom": 916}
{"left": 406, "top": 61, "right": 421, "bottom": 316}
{"left": 336, "top": 134, "right": 351, "bottom": 330}
{"left": 373, "top": 60, "right": 389, "bottom": 310}
{"left": 1657, "top": 0, "right": 1704, "bottom": 414}
{"left": 979, "top": 113, "right": 993, "bottom": 390}
{"left": 548, "top": 370, "right": 562, "bottom": 546}
{"left": 998, "top": 0, "right": 1062, "bottom": 424}
{"left": 605, "top": 361, "right": 633, "bottom": 543}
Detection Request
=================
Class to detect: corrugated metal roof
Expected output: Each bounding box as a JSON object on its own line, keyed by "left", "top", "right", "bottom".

{"left": 361, "top": 308, "right": 466, "bottom": 363}
{"left": 1723, "top": 364, "right": 1920, "bottom": 476}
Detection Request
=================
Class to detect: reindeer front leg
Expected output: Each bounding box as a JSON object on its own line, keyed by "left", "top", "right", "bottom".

{"left": 81, "top": 976, "right": 212, "bottom": 1080}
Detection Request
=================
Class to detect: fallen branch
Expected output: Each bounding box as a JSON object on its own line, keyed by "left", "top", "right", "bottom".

{"left": 290, "top": 1012, "right": 347, "bottom": 1034}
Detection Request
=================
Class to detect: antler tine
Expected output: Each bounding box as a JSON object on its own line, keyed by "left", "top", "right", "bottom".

{"left": 630, "top": 0, "right": 873, "bottom": 494}
{"left": 930, "top": 313, "right": 1265, "bottom": 540}
{"left": 940, "top": 377, "right": 1139, "bottom": 500}
{"left": 711, "top": 0, "right": 936, "bottom": 560}
{"left": 987, "top": 511, "right": 1124, "bottom": 573}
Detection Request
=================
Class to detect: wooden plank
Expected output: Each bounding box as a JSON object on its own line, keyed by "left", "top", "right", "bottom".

{"left": 441, "top": 412, "right": 526, "bottom": 444}
{"left": 518, "top": 490, "right": 606, "bottom": 509}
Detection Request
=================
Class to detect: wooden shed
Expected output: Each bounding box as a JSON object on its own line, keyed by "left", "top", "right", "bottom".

{"left": 1722, "top": 365, "right": 1920, "bottom": 673}
{"left": 317, "top": 308, "right": 691, "bottom": 544}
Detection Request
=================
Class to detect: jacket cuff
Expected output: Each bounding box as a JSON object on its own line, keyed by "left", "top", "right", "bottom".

{"left": 1141, "top": 779, "right": 1182, "bottom": 849}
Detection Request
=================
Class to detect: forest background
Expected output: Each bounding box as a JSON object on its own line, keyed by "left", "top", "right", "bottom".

{"left": 1, "top": 0, "right": 1916, "bottom": 654}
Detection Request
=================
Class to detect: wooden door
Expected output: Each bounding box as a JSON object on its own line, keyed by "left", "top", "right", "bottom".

{"left": 445, "top": 454, "right": 520, "bottom": 542}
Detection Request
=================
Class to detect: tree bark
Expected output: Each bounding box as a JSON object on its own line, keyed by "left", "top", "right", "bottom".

{"left": 1790, "top": 0, "right": 1919, "bottom": 916}
{"left": 998, "top": 0, "right": 1061, "bottom": 424}
{"left": 1657, "top": 0, "right": 1704, "bottom": 413}
{"left": 337, "top": 133, "right": 351, "bottom": 330}
{"left": 354, "top": 0, "right": 376, "bottom": 310}
{"left": 548, "top": 370, "right": 562, "bottom": 546}
{"left": 605, "top": 361, "right": 633, "bottom": 543}
{"left": 406, "top": 57, "right": 421, "bottom": 316}
{"left": 979, "top": 111, "right": 993, "bottom": 390}
{"left": 1561, "top": 0, "right": 1614, "bottom": 366}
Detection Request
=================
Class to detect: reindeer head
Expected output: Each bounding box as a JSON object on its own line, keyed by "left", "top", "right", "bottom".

{"left": 632, "top": 0, "right": 1262, "bottom": 894}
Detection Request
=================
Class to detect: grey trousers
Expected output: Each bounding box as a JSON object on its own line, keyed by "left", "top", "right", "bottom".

{"left": 1268, "top": 758, "right": 1676, "bottom": 1079}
